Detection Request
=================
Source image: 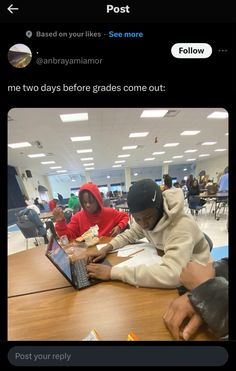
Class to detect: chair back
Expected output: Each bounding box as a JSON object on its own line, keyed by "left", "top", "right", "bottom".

{"left": 16, "top": 219, "right": 39, "bottom": 239}
{"left": 188, "top": 195, "right": 201, "bottom": 209}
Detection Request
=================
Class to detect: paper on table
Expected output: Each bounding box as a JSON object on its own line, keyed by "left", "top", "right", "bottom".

{"left": 96, "top": 244, "right": 107, "bottom": 250}
{"left": 115, "top": 250, "right": 163, "bottom": 268}
{"left": 116, "top": 242, "right": 156, "bottom": 257}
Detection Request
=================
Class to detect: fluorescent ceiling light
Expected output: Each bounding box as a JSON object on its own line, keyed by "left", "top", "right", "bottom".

{"left": 184, "top": 149, "right": 197, "bottom": 153}
{"left": 107, "top": 175, "right": 110, "bottom": 179}
{"left": 129, "top": 132, "right": 149, "bottom": 138}
{"left": 144, "top": 158, "right": 155, "bottom": 161}
{"left": 56, "top": 170, "right": 67, "bottom": 173}
{"left": 164, "top": 143, "right": 179, "bottom": 147}
{"left": 27, "top": 153, "right": 46, "bottom": 158}
{"left": 183, "top": 168, "right": 187, "bottom": 171}
{"left": 201, "top": 142, "right": 217, "bottom": 145}
{"left": 140, "top": 109, "right": 168, "bottom": 118}
{"left": 115, "top": 160, "right": 125, "bottom": 163}
{"left": 186, "top": 159, "right": 196, "bottom": 161}
{"left": 118, "top": 154, "right": 130, "bottom": 158}
{"left": 207, "top": 111, "right": 228, "bottom": 119}
{"left": 214, "top": 148, "right": 227, "bottom": 152}
{"left": 134, "top": 173, "right": 138, "bottom": 176}
{"left": 50, "top": 166, "right": 62, "bottom": 169}
{"left": 8, "top": 142, "right": 32, "bottom": 149}
{"left": 41, "top": 161, "right": 55, "bottom": 164}
{"left": 80, "top": 157, "right": 93, "bottom": 161}
{"left": 83, "top": 163, "right": 94, "bottom": 166}
{"left": 180, "top": 131, "right": 200, "bottom": 135}
{"left": 122, "top": 146, "right": 137, "bottom": 150}
{"left": 152, "top": 151, "right": 165, "bottom": 155}
{"left": 199, "top": 154, "right": 210, "bottom": 157}
{"left": 163, "top": 160, "right": 173, "bottom": 163}
{"left": 60, "top": 113, "right": 88, "bottom": 122}
{"left": 112, "top": 164, "right": 122, "bottom": 168}
{"left": 76, "top": 149, "right": 93, "bottom": 153}
{"left": 71, "top": 136, "right": 91, "bottom": 142}
{"left": 172, "top": 155, "right": 183, "bottom": 158}
{"left": 85, "top": 167, "right": 94, "bottom": 170}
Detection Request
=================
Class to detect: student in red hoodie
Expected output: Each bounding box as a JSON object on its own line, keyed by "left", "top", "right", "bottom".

{"left": 53, "top": 183, "right": 129, "bottom": 240}
{"left": 48, "top": 198, "right": 58, "bottom": 211}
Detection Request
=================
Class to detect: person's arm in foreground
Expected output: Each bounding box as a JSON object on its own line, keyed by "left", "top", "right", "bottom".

{"left": 163, "top": 261, "right": 228, "bottom": 340}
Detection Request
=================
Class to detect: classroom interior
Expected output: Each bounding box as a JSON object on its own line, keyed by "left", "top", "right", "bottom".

{"left": 8, "top": 107, "right": 228, "bottom": 259}
{"left": 7, "top": 107, "right": 228, "bottom": 341}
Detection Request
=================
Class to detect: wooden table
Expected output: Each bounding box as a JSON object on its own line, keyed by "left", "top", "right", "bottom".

{"left": 40, "top": 211, "right": 54, "bottom": 220}
{"left": 200, "top": 192, "right": 228, "bottom": 219}
{"left": 8, "top": 238, "right": 216, "bottom": 341}
{"left": 8, "top": 246, "right": 70, "bottom": 297}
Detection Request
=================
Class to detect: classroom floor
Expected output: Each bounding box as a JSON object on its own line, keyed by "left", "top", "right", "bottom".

{"left": 8, "top": 202, "right": 228, "bottom": 261}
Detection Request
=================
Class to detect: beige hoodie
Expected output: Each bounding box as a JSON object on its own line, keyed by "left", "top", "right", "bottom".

{"left": 110, "top": 187, "right": 210, "bottom": 288}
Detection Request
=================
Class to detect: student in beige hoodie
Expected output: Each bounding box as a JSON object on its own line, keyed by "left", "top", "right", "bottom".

{"left": 86, "top": 179, "right": 211, "bottom": 288}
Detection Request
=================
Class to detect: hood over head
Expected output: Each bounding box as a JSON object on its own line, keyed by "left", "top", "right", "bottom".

{"left": 79, "top": 183, "right": 103, "bottom": 210}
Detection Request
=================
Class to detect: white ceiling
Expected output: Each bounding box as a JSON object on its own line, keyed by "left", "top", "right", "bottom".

{"left": 8, "top": 108, "right": 228, "bottom": 180}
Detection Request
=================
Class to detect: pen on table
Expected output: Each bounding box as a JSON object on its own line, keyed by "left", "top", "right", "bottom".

{"left": 127, "top": 248, "right": 145, "bottom": 258}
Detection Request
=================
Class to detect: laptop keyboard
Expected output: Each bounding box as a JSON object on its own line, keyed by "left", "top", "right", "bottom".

{"left": 72, "top": 258, "right": 92, "bottom": 289}
{"left": 72, "top": 257, "right": 111, "bottom": 289}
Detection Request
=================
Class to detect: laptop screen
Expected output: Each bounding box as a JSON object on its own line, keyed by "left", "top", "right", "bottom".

{"left": 47, "top": 238, "right": 73, "bottom": 282}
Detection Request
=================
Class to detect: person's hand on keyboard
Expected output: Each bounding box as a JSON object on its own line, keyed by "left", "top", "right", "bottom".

{"left": 86, "top": 263, "right": 111, "bottom": 281}
{"left": 86, "top": 243, "right": 113, "bottom": 263}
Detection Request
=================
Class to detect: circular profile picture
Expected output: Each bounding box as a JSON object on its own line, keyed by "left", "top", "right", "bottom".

{"left": 8, "top": 43, "right": 32, "bottom": 68}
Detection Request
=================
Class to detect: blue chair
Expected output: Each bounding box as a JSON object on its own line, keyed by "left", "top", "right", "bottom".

{"left": 188, "top": 195, "right": 206, "bottom": 216}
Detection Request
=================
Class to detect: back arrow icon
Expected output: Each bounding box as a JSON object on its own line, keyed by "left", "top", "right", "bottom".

{"left": 8, "top": 4, "right": 19, "bottom": 14}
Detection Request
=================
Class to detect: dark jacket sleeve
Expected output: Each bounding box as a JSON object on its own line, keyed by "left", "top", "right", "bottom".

{"left": 188, "top": 276, "right": 228, "bottom": 338}
{"left": 214, "top": 258, "right": 228, "bottom": 280}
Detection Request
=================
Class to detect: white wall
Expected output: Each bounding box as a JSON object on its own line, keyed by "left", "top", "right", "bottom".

{"left": 195, "top": 154, "right": 228, "bottom": 182}
{"left": 16, "top": 167, "right": 53, "bottom": 202}
{"left": 47, "top": 174, "right": 86, "bottom": 198}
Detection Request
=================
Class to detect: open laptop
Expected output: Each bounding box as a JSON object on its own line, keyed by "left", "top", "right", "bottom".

{"left": 45, "top": 236, "right": 111, "bottom": 290}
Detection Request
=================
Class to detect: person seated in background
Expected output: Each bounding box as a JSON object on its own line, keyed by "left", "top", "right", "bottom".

{"left": 205, "top": 179, "right": 213, "bottom": 188}
{"left": 100, "top": 192, "right": 111, "bottom": 207}
{"left": 86, "top": 179, "right": 210, "bottom": 289}
{"left": 163, "top": 259, "right": 228, "bottom": 340}
{"left": 48, "top": 198, "right": 58, "bottom": 211}
{"left": 163, "top": 175, "right": 173, "bottom": 191}
{"left": 53, "top": 183, "right": 129, "bottom": 240}
{"left": 107, "top": 190, "right": 114, "bottom": 199}
{"left": 34, "top": 197, "right": 44, "bottom": 211}
{"left": 188, "top": 178, "right": 200, "bottom": 197}
{"left": 173, "top": 182, "right": 181, "bottom": 188}
{"left": 68, "top": 193, "right": 81, "bottom": 213}
{"left": 218, "top": 167, "right": 229, "bottom": 192}
{"left": 17, "top": 202, "right": 58, "bottom": 243}
{"left": 57, "top": 193, "right": 64, "bottom": 204}
{"left": 187, "top": 179, "right": 206, "bottom": 213}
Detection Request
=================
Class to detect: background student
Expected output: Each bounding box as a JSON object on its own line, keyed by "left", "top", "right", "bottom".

{"left": 53, "top": 182, "right": 129, "bottom": 240}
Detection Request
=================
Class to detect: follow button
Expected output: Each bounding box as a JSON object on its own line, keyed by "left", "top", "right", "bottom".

{"left": 171, "top": 43, "right": 212, "bottom": 58}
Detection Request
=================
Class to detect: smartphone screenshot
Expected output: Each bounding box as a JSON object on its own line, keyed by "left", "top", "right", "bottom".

{"left": 1, "top": 1, "right": 234, "bottom": 368}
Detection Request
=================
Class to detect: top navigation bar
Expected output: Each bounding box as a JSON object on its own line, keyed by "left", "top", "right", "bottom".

{"left": 1, "top": 1, "right": 236, "bottom": 23}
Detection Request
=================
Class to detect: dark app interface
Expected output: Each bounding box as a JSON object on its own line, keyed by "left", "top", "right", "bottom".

{"left": 2, "top": 1, "right": 234, "bottom": 368}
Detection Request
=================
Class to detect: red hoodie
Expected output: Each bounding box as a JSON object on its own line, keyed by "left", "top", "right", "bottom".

{"left": 55, "top": 183, "right": 129, "bottom": 240}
